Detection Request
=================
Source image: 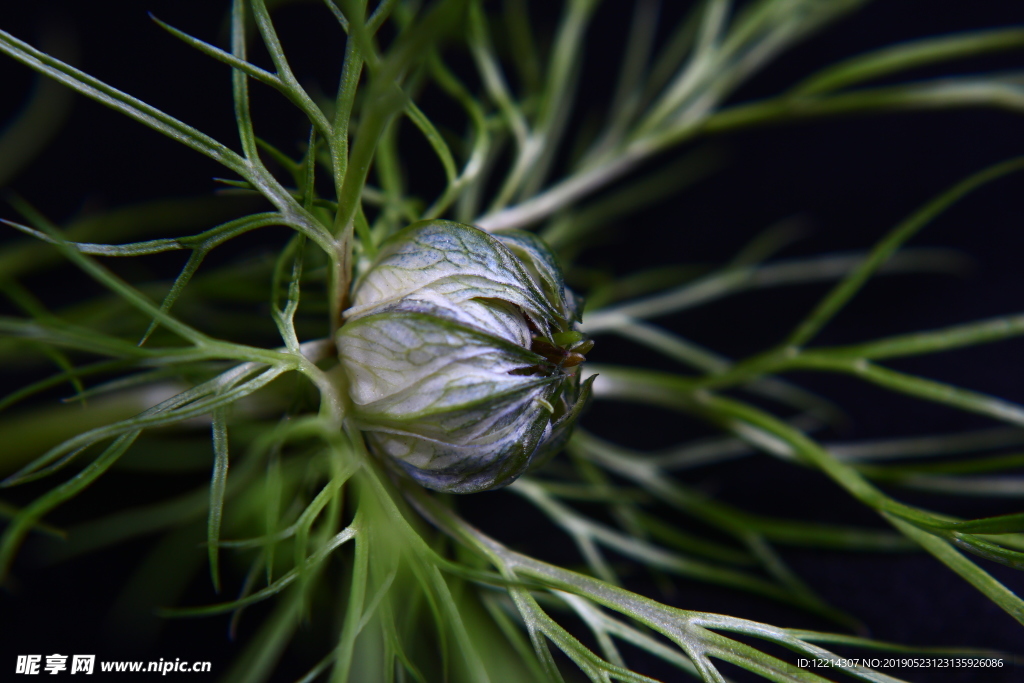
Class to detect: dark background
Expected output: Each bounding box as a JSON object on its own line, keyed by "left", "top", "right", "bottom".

{"left": 1, "top": 1, "right": 1024, "bottom": 681}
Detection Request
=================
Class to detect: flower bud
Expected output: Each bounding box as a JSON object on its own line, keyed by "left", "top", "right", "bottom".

{"left": 336, "top": 220, "right": 593, "bottom": 493}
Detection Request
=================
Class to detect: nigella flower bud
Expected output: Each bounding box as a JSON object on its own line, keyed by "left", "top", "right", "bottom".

{"left": 336, "top": 220, "right": 594, "bottom": 493}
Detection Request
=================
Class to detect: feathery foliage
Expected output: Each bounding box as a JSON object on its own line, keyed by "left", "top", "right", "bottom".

{"left": 2, "top": 1, "right": 1024, "bottom": 681}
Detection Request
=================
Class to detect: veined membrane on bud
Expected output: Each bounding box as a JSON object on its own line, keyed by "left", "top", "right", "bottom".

{"left": 336, "top": 220, "right": 594, "bottom": 493}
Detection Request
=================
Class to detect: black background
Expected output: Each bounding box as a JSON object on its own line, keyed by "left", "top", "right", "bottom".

{"left": 2, "top": 1, "right": 1024, "bottom": 681}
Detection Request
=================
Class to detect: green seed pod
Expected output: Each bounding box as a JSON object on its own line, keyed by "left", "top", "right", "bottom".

{"left": 336, "top": 220, "right": 593, "bottom": 493}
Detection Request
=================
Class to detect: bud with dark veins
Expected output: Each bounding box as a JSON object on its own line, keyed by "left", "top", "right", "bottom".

{"left": 336, "top": 220, "right": 594, "bottom": 493}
